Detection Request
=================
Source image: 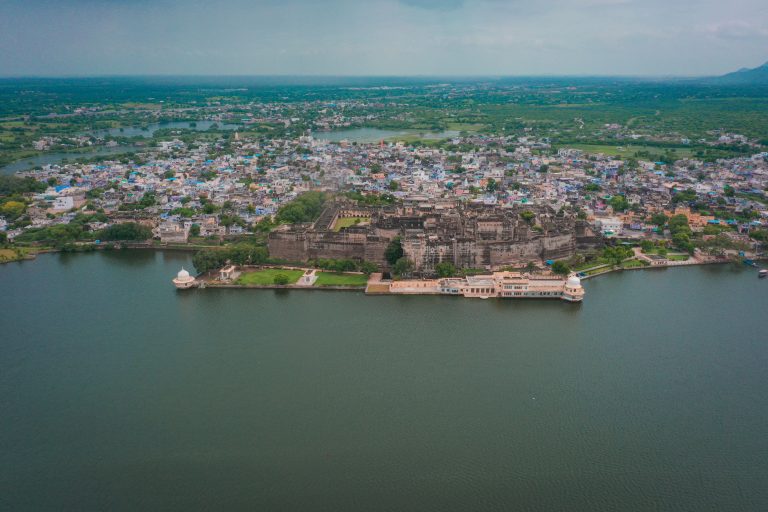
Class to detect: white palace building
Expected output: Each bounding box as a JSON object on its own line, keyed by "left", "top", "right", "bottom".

{"left": 383, "top": 272, "right": 585, "bottom": 302}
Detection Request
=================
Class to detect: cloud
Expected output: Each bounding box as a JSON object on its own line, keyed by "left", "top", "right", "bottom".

{"left": 1, "top": 0, "right": 767, "bottom": 76}
{"left": 703, "top": 20, "right": 768, "bottom": 40}
{"left": 400, "top": 0, "right": 464, "bottom": 9}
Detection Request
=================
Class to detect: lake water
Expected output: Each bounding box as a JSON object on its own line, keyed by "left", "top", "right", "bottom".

{"left": 1, "top": 252, "right": 767, "bottom": 511}
{"left": 87, "top": 120, "right": 242, "bottom": 139}
{"left": 0, "top": 145, "right": 142, "bottom": 175}
{"left": 1, "top": 121, "right": 241, "bottom": 175}
{"left": 1, "top": 125, "right": 444, "bottom": 175}
{"left": 313, "top": 128, "right": 459, "bottom": 143}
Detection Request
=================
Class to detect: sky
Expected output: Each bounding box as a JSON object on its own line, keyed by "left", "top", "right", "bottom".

{"left": 1, "top": 0, "right": 768, "bottom": 77}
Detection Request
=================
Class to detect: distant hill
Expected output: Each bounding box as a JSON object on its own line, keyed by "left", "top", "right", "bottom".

{"left": 708, "top": 62, "right": 768, "bottom": 84}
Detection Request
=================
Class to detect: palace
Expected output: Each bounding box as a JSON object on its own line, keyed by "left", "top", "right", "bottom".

{"left": 374, "top": 272, "right": 585, "bottom": 302}
{"left": 268, "top": 200, "right": 601, "bottom": 275}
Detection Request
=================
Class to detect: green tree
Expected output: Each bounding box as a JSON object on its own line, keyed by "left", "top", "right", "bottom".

{"left": 202, "top": 203, "right": 220, "bottom": 214}
{"left": 609, "top": 195, "right": 629, "bottom": 212}
{"left": 0, "top": 176, "right": 46, "bottom": 195}
{"left": 273, "top": 273, "right": 290, "bottom": 285}
{"left": 393, "top": 257, "right": 413, "bottom": 277}
{"left": 650, "top": 213, "right": 668, "bottom": 227}
{"left": 672, "top": 232, "right": 694, "bottom": 253}
{"left": 551, "top": 261, "right": 570, "bottom": 275}
{"left": 640, "top": 240, "right": 655, "bottom": 253}
{"left": 668, "top": 215, "right": 692, "bottom": 236}
{"left": 672, "top": 189, "right": 697, "bottom": 204}
{"left": 171, "top": 207, "right": 195, "bottom": 218}
{"left": 1, "top": 201, "right": 26, "bottom": 219}
{"left": 385, "top": 236, "right": 404, "bottom": 265}
{"left": 275, "top": 191, "right": 327, "bottom": 224}
{"left": 97, "top": 223, "right": 152, "bottom": 241}
{"left": 435, "top": 261, "right": 457, "bottom": 277}
{"left": 190, "top": 224, "right": 201, "bottom": 237}
{"left": 139, "top": 192, "right": 156, "bottom": 208}
{"left": 219, "top": 214, "right": 246, "bottom": 229}
{"left": 358, "top": 261, "right": 379, "bottom": 275}
{"left": 602, "top": 245, "right": 634, "bottom": 266}
{"left": 520, "top": 210, "right": 535, "bottom": 224}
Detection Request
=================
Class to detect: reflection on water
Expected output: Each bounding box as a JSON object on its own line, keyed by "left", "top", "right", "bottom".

{"left": 87, "top": 120, "right": 242, "bottom": 138}
{"left": 1, "top": 146, "right": 141, "bottom": 175}
{"left": 1, "top": 253, "right": 767, "bottom": 511}
{"left": 1, "top": 121, "right": 242, "bottom": 175}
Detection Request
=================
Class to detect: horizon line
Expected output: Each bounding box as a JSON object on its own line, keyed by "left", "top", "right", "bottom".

{"left": 0, "top": 72, "right": 719, "bottom": 80}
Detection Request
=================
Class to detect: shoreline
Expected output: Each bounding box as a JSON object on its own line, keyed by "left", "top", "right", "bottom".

{"left": 4, "top": 245, "right": 766, "bottom": 287}
{"left": 0, "top": 242, "right": 202, "bottom": 265}
{"left": 578, "top": 258, "right": 738, "bottom": 280}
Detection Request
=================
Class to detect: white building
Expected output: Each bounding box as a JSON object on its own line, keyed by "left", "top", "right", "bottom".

{"left": 595, "top": 217, "right": 623, "bottom": 236}
{"left": 52, "top": 196, "right": 74, "bottom": 212}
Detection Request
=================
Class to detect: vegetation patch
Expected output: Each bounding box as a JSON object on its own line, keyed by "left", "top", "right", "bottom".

{"left": 567, "top": 144, "right": 694, "bottom": 159}
{"left": 0, "top": 248, "right": 21, "bottom": 262}
{"left": 621, "top": 259, "right": 649, "bottom": 269}
{"left": 585, "top": 266, "right": 614, "bottom": 277}
{"left": 333, "top": 217, "right": 370, "bottom": 231}
{"left": 313, "top": 272, "right": 368, "bottom": 287}
{"left": 235, "top": 268, "right": 303, "bottom": 286}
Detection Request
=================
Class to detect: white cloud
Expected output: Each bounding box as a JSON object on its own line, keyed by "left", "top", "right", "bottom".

{"left": 703, "top": 20, "right": 768, "bottom": 40}
{"left": 1, "top": 0, "right": 767, "bottom": 75}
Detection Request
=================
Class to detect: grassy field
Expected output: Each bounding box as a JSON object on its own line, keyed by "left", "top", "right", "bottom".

{"left": 236, "top": 268, "right": 303, "bottom": 285}
{"left": 121, "top": 102, "right": 163, "bottom": 110}
{"left": 386, "top": 134, "right": 445, "bottom": 146}
{"left": 313, "top": 272, "right": 369, "bottom": 287}
{"left": 565, "top": 144, "right": 694, "bottom": 158}
{"left": 333, "top": 216, "right": 370, "bottom": 231}
{"left": 0, "top": 248, "right": 32, "bottom": 263}
{"left": 0, "top": 248, "right": 19, "bottom": 262}
{"left": 445, "top": 122, "right": 485, "bottom": 132}
{"left": 668, "top": 254, "right": 690, "bottom": 261}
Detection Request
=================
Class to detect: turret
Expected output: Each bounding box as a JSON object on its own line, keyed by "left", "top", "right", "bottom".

{"left": 562, "top": 274, "right": 585, "bottom": 302}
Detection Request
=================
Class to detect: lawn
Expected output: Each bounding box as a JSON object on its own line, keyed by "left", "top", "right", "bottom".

{"left": 573, "top": 259, "right": 610, "bottom": 272}
{"left": 585, "top": 266, "right": 615, "bottom": 277}
{"left": 333, "top": 217, "right": 370, "bottom": 231}
{"left": 668, "top": 254, "right": 690, "bottom": 261}
{"left": 621, "top": 259, "right": 649, "bottom": 269}
{"left": 313, "top": 272, "right": 369, "bottom": 287}
{"left": 235, "top": 268, "right": 303, "bottom": 285}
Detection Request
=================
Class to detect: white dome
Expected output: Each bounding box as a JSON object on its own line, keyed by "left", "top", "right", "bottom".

{"left": 567, "top": 275, "right": 581, "bottom": 287}
{"left": 177, "top": 268, "right": 190, "bottom": 279}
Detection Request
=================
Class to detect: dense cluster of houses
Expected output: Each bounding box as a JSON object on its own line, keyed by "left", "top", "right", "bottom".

{"left": 5, "top": 125, "right": 768, "bottom": 253}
